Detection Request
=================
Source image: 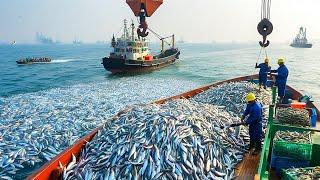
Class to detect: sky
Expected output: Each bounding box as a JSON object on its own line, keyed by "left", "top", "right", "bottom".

{"left": 0, "top": 0, "right": 320, "bottom": 44}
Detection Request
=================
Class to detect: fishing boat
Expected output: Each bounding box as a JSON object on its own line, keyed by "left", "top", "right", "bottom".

{"left": 28, "top": 74, "right": 320, "bottom": 180}
{"left": 102, "top": 20, "right": 180, "bottom": 73}
{"left": 290, "top": 27, "right": 312, "bottom": 48}
{"left": 16, "top": 57, "right": 51, "bottom": 64}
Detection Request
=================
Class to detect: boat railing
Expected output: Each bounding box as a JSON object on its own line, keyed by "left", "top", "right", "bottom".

{"left": 256, "top": 86, "right": 320, "bottom": 179}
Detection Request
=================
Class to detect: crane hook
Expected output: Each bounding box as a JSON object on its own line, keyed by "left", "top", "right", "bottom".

{"left": 257, "top": 18, "right": 273, "bottom": 47}
{"left": 137, "top": 22, "right": 149, "bottom": 38}
{"left": 137, "top": 8, "right": 149, "bottom": 38}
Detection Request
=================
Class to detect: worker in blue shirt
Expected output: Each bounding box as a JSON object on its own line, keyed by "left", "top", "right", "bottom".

{"left": 255, "top": 58, "right": 271, "bottom": 90}
{"left": 270, "top": 58, "right": 289, "bottom": 103}
{"left": 241, "top": 93, "right": 263, "bottom": 154}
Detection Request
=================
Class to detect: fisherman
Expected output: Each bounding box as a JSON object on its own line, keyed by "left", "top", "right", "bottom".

{"left": 241, "top": 92, "right": 263, "bottom": 154}
{"left": 270, "top": 58, "right": 289, "bottom": 103}
{"left": 255, "top": 58, "right": 271, "bottom": 90}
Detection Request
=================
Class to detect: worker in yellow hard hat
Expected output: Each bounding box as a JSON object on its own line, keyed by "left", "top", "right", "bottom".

{"left": 255, "top": 58, "right": 271, "bottom": 90}
{"left": 241, "top": 92, "right": 263, "bottom": 155}
{"left": 270, "top": 58, "right": 289, "bottom": 103}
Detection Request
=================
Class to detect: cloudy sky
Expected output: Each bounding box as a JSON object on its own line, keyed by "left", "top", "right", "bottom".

{"left": 1, "top": 0, "right": 319, "bottom": 43}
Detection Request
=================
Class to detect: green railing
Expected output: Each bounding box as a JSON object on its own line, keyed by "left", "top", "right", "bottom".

{"left": 257, "top": 86, "right": 277, "bottom": 179}
{"left": 257, "top": 86, "right": 320, "bottom": 179}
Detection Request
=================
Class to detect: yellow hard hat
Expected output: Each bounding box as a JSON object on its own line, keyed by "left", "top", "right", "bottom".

{"left": 278, "top": 58, "right": 285, "bottom": 64}
{"left": 265, "top": 58, "right": 269, "bottom": 63}
{"left": 246, "top": 92, "right": 256, "bottom": 102}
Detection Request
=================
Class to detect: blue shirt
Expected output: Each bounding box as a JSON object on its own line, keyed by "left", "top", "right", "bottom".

{"left": 272, "top": 65, "right": 289, "bottom": 85}
{"left": 243, "top": 101, "right": 263, "bottom": 126}
{"left": 256, "top": 63, "right": 271, "bottom": 77}
{"left": 242, "top": 101, "right": 263, "bottom": 141}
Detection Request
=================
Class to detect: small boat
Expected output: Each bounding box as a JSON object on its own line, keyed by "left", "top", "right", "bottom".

{"left": 16, "top": 57, "right": 51, "bottom": 64}
{"left": 28, "top": 74, "right": 320, "bottom": 180}
{"left": 102, "top": 20, "right": 180, "bottom": 73}
{"left": 290, "top": 27, "right": 312, "bottom": 48}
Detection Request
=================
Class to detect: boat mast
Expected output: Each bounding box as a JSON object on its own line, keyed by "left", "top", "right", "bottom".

{"left": 123, "top": 19, "right": 130, "bottom": 39}
{"left": 131, "top": 20, "right": 135, "bottom": 41}
{"left": 172, "top": 34, "right": 175, "bottom": 49}
{"left": 304, "top": 28, "right": 307, "bottom": 41}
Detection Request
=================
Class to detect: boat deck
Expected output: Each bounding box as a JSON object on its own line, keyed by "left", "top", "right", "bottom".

{"left": 235, "top": 121, "right": 320, "bottom": 179}
{"left": 236, "top": 153, "right": 260, "bottom": 179}
{"left": 28, "top": 75, "right": 320, "bottom": 180}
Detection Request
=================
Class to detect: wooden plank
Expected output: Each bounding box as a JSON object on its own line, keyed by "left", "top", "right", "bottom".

{"left": 236, "top": 153, "right": 260, "bottom": 179}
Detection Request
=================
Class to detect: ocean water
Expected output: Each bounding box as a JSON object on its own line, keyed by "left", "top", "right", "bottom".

{"left": 0, "top": 42, "right": 319, "bottom": 177}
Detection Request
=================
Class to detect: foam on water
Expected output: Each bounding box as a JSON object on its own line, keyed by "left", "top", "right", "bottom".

{"left": 51, "top": 58, "right": 77, "bottom": 63}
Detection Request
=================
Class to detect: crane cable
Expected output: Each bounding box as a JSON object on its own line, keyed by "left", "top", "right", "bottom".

{"left": 255, "top": 0, "right": 271, "bottom": 74}
{"left": 260, "top": 0, "right": 271, "bottom": 59}
{"left": 261, "top": 0, "right": 271, "bottom": 20}
{"left": 135, "top": 17, "right": 172, "bottom": 46}
{"left": 148, "top": 27, "right": 172, "bottom": 46}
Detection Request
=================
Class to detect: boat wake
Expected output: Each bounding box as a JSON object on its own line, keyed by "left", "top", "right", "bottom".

{"left": 51, "top": 58, "right": 77, "bottom": 63}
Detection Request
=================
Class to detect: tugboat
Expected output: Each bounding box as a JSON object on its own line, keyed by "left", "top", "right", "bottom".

{"left": 16, "top": 57, "right": 51, "bottom": 64}
{"left": 102, "top": 20, "right": 180, "bottom": 73}
{"left": 290, "top": 27, "right": 312, "bottom": 48}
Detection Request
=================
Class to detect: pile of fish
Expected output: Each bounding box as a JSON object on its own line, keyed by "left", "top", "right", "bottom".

{"left": 277, "top": 108, "right": 310, "bottom": 127}
{"left": 274, "top": 130, "right": 311, "bottom": 144}
{"left": 192, "top": 81, "right": 271, "bottom": 117}
{"left": 273, "top": 130, "right": 312, "bottom": 160}
{"left": 284, "top": 166, "right": 320, "bottom": 180}
{"left": 62, "top": 99, "right": 249, "bottom": 180}
{"left": 0, "top": 77, "right": 199, "bottom": 179}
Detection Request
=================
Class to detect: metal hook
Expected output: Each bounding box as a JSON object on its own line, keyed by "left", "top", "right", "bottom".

{"left": 259, "top": 35, "right": 270, "bottom": 47}
{"left": 137, "top": 23, "right": 149, "bottom": 38}
{"left": 257, "top": 18, "right": 273, "bottom": 48}
{"left": 137, "top": 6, "right": 149, "bottom": 38}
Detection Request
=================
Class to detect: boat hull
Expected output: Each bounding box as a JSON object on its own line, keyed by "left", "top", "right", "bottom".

{"left": 16, "top": 61, "right": 51, "bottom": 64}
{"left": 290, "top": 43, "right": 312, "bottom": 48}
{"left": 28, "top": 74, "right": 320, "bottom": 180}
{"left": 102, "top": 48, "right": 180, "bottom": 73}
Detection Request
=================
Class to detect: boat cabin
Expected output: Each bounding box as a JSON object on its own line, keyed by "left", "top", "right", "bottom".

{"left": 110, "top": 19, "right": 151, "bottom": 61}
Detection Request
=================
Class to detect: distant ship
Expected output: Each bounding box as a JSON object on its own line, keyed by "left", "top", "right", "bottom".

{"left": 16, "top": 57, "right": 51, "bottom": 64}
{"left": 102, "top": 20, "right": 180, "bottom": 73}
{"left": 73, "top": 38, "right": 83, "bottom": 44}
{"left": 177, "top": 38, "right": 185, "bottom": 44}
{"left": 36, "top": 32, "right": 59, "bottom": 44}
{"left": 290, "top": 27, "right": 312, "bottom": 48}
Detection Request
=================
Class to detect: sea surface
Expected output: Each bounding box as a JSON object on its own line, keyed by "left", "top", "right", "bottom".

{"left": 1, "top": 43, "right": 319, "bottom": 104}
{"left": 0, "top": 42, "right": 319, "bottom": 177}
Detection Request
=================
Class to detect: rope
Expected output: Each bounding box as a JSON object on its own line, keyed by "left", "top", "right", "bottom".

{"left": 254, "top": 46, "right": 270, "bottom": 75}
{"left": 253, "top": 47, "right": 263, "bottom": 75}
{"left": 148, "top": 27, "right": 172, "bottom": 46}
{"left": 135, "top": 17, "right": 172, "bottom": 46}
{"left": 257, "top": 47, "right": 263, "bottom": 64}
{"left": 115, "top": 27, "right": 124, "bottom": 37}
{"left": 263, "top": 47, "right": 268, "bottom": 59}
